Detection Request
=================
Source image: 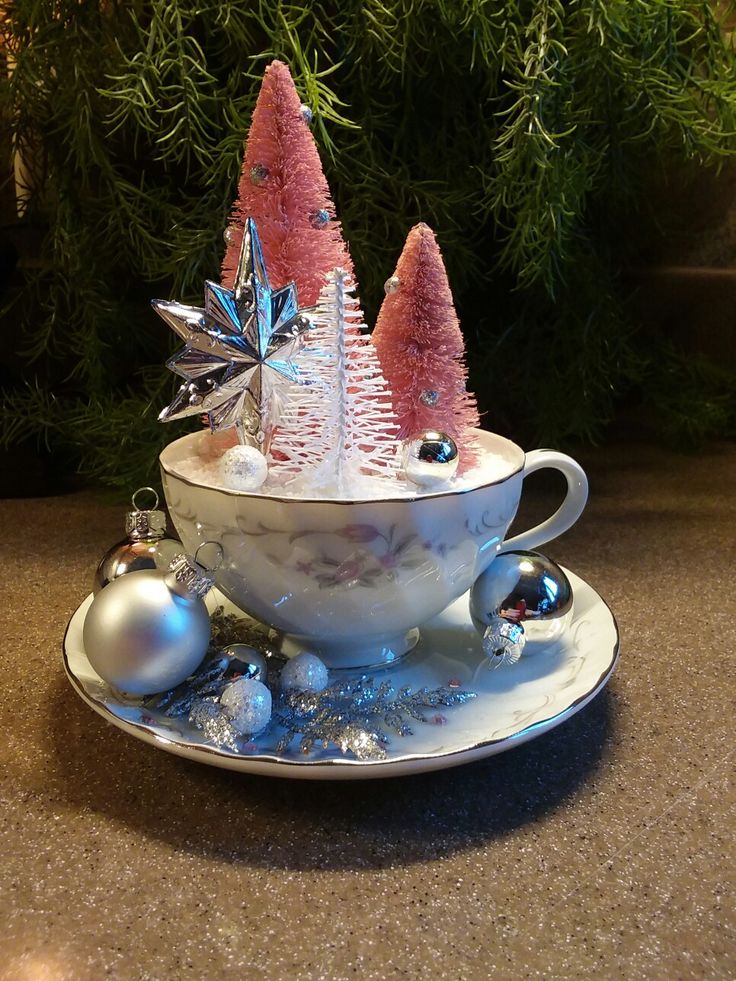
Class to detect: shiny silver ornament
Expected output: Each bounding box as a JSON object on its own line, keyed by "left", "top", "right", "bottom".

{"left": 402, "top": 431, "right": 459, "bottom": 487}
{"left": 83, "top": 547, "right": 220, "bottom": 696}
{"left": 299, "top": 103, "right": 314, "bottom": 125}
{"left": 250, "top": 164, "right": 269, "bottom": 185}
{"left": 469, "top": 549, "right": 573, "bottom": 635}
{"left": 419, "top": 389, "right": 440, "bottom": 407}
{"left": 153, "top": 217, "right": 312, "bottom": 453}
{"left": 310, "top": 208, "right": 330, "bottom": 228}
{"left": 384, "top": 275, "right": 401, "bottom": 295}
{"left": 482, "top": 616, "right": 525, "bottom": 668}
{"left": 93, "top": 487, "right": 180, "bottom": 593}
{"left": 223, "top": 225, "right": 237, "bottom": 245}
{"left": 219, "top": 644, "right": 268, "bottom": 683}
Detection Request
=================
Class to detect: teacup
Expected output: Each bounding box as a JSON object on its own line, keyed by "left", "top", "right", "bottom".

{"left": 160, "top": 430, "right": 587, "bottom": 669}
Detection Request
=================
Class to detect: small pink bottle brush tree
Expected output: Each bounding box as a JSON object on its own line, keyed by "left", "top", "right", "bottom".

{"left": 372, "top": 222, "right": 481, "bottom": 469}
{"left": 221, "top": 60, "right": 353, "bottom": 306}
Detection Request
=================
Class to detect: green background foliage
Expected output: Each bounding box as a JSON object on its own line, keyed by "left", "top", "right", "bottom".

{"left": 1, "top": 0, "right": 735, "bottom": 489}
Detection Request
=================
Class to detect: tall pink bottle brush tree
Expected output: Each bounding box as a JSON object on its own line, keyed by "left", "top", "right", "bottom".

{"left": 221, "top": 60, "right": 353, "bottom": 305}
{"left": 372, "top": 222, "right": 481, "bottom": 469}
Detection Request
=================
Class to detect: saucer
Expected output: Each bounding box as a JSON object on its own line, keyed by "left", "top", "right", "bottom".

{"left": 62, "top": 568, "right": 618, "bottom": 780}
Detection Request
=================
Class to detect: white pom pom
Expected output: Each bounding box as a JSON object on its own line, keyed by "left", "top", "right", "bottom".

{"left": 218, "top": 444, "right": 268, "bottom": 490}
{"left": 280, "top": 652, "right": 329, "bottom": 693}
{"left": 220, "top": 678, "right": 272, "bottom": 735}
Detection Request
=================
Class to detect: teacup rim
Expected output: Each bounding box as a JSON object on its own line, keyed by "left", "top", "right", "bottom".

{"left": 159, "top": 428, "right": 525, "bottom": 505}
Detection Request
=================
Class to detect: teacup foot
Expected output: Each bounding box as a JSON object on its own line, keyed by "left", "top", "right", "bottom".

{"left": 280, "top": 628, "right": 421, "bottom": 672}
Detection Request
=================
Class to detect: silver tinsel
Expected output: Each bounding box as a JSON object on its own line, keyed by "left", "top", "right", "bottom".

{"left": 145, "top": 611, "right": 476, "bottom": 759}
{"left": 274, "top": 676, "right": 476, "bottom": 761}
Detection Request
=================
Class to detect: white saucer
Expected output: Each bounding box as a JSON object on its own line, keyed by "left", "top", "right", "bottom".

{"left": 62, "top": 568, "right": 618, "bottom": 780}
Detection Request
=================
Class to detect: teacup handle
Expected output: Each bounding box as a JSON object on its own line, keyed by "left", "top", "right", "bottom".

{"left": 503, "top": 449, "right": 588, "bottom": 552}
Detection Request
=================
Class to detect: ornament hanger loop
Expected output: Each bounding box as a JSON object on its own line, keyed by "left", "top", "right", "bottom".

{"left": 131, "top": 486, "right": 159, "bottom": 512}
{"left": 195, "top": 541, "right": 224, "bottom": 572}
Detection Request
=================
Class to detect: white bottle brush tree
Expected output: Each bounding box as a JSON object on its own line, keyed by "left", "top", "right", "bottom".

{"left": 271, "top": 268, "right": 401, "bottom": 495}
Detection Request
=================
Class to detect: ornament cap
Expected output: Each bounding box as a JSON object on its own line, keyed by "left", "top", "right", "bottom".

{"left": 125, "top": 487, "right": 167, "bottom": 540}
{"left": 167, "top": 553, "right": 217, "bottom": 599}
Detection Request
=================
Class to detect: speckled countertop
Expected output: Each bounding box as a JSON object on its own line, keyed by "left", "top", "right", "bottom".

{"left": 1, "top": 442, "right": 734, "bottom": 980}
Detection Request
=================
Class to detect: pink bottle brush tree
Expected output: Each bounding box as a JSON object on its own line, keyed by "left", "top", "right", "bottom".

{"left": 221, "top": 60, "right": 353, "bottom": 305}
{"left": 372, "top": 222, "right": 481, "bottom": 469}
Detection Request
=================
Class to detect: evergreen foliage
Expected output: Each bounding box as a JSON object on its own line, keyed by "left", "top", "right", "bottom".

{"left": 1, "top": 0, "right": 735, "bottom": 488}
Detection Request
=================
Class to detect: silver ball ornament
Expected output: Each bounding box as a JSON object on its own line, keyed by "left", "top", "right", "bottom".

{"left": 310, "top": 208, "right": 330, "bottom": 228}
{"left": 280, "top": 652, "right": 329, "bottom": 693}
{"left": 250, "top": 164, "right": 269, "bottom": 185}
{"left": 220, "top": 678, "right": 272, "bottom": 735}
{"left": 299, "top": 103, "right": 313, "bottom": 125}
{"left": 218, "top": 444, "right": 268, "bottom": 490}
{"left": 384, "top": 275, "right": 401, "bottom": 295}
{"left": 219, "top": 644, "right": 268, "bottom": 683}
{"left": 482, "top": 616, "right": 526, "bottom": 668}
{"left": 223, "top": 225, "right": 237, "bottom": 245}
{"left": 93, "top": 487, "right": 180, "bottom": 593}
{"left": 419, "top": 389, "right": 440, "bottom": 407}
{"left": 83, "top": 556, "right": 215, "bottom": 695}
{"left": 469, "top": 550, "right": 573, "bottom": 635}
{"left": 402, "top": 431, "right": 459, "bottom": 487}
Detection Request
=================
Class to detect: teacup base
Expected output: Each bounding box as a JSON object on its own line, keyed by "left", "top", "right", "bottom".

{"left": 280, "top": 627, "right": 421, "bottom": 672}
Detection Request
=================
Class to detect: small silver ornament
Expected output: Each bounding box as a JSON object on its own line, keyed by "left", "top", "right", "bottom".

{"left": 402, "top": 431, "right": 459, "bottom": 487}
{"left": 384, "top": 275, "right": 401, "bottom": 295}
{"left": 83, "top": 546, "right": 221, "bottom": 696}
{"left": 419, "top": 389, "right": 440, "bottom": 407}
{"left": 482, "top": 616, "right": 525, "bottom": 668}
{"left": 280, "top": 652, "right": 329, "bottom": 693}
{"left": 93, "top": 487, "right": 181, "bottom": 593}
{"left": 223, "top": 225, "right": 237, "bottom": 245}
{"left": 310, "top": 209, "right": 330, "bottom": 228}
{"left": 250, "top": 164, "right": 269, "bottom": 185}
{"left": 299, "top": 103, "right": 313, "bottom": 125}
{"left": 469, "top": 550, "right": 573, "bottom": 634}
{"left": 220, "top": 678, "right": 272, "bottom": 735}
{"left": 219, "top": 644, "right": 268, "bottom": 683}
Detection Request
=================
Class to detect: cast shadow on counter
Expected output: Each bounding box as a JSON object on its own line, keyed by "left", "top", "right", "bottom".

{"left": 46, "top": 673, "right": 615, "bottom": 872}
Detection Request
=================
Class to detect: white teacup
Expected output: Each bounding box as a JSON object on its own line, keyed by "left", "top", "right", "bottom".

{"left": 160, "top": 430, "right": 587, "bottom": 669}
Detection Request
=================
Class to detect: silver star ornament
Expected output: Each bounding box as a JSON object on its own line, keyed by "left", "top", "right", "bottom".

{"left": 153, "top": 217, "right": 312, "bottom": 452}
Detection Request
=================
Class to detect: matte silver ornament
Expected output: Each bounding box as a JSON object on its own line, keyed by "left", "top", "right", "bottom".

{"left": 299, "top": 103, "right": 313, "bottom": 125}
{"left": 93, "top": 487, "right": 180, "bottom": 593}
{"left": 419, "top": 389, "right": 440, "bottom": 407}
{"left": 402, "top": 431, "right": 459, "bottom": 487}
{"left": 469, "top": 549, "right": 573, "bottom": 634}
{"left": 482, "top": 616, "right": 525, "bottom": 668}
{"left": 83, "top": 551, "right": 218, "bottom": 695}
{"left": 250, "top": 164, "right": 269, "bottom": 185}
{"left": 384, "top": 275, "right": 401, "bottom": 295}
{"left": 219, "top": 644, "right": 268, "bottom": 683}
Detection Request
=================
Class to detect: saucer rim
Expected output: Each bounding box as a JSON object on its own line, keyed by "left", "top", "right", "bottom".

{"left": 62, "top": 568, "right": 619, "bottom": 779}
